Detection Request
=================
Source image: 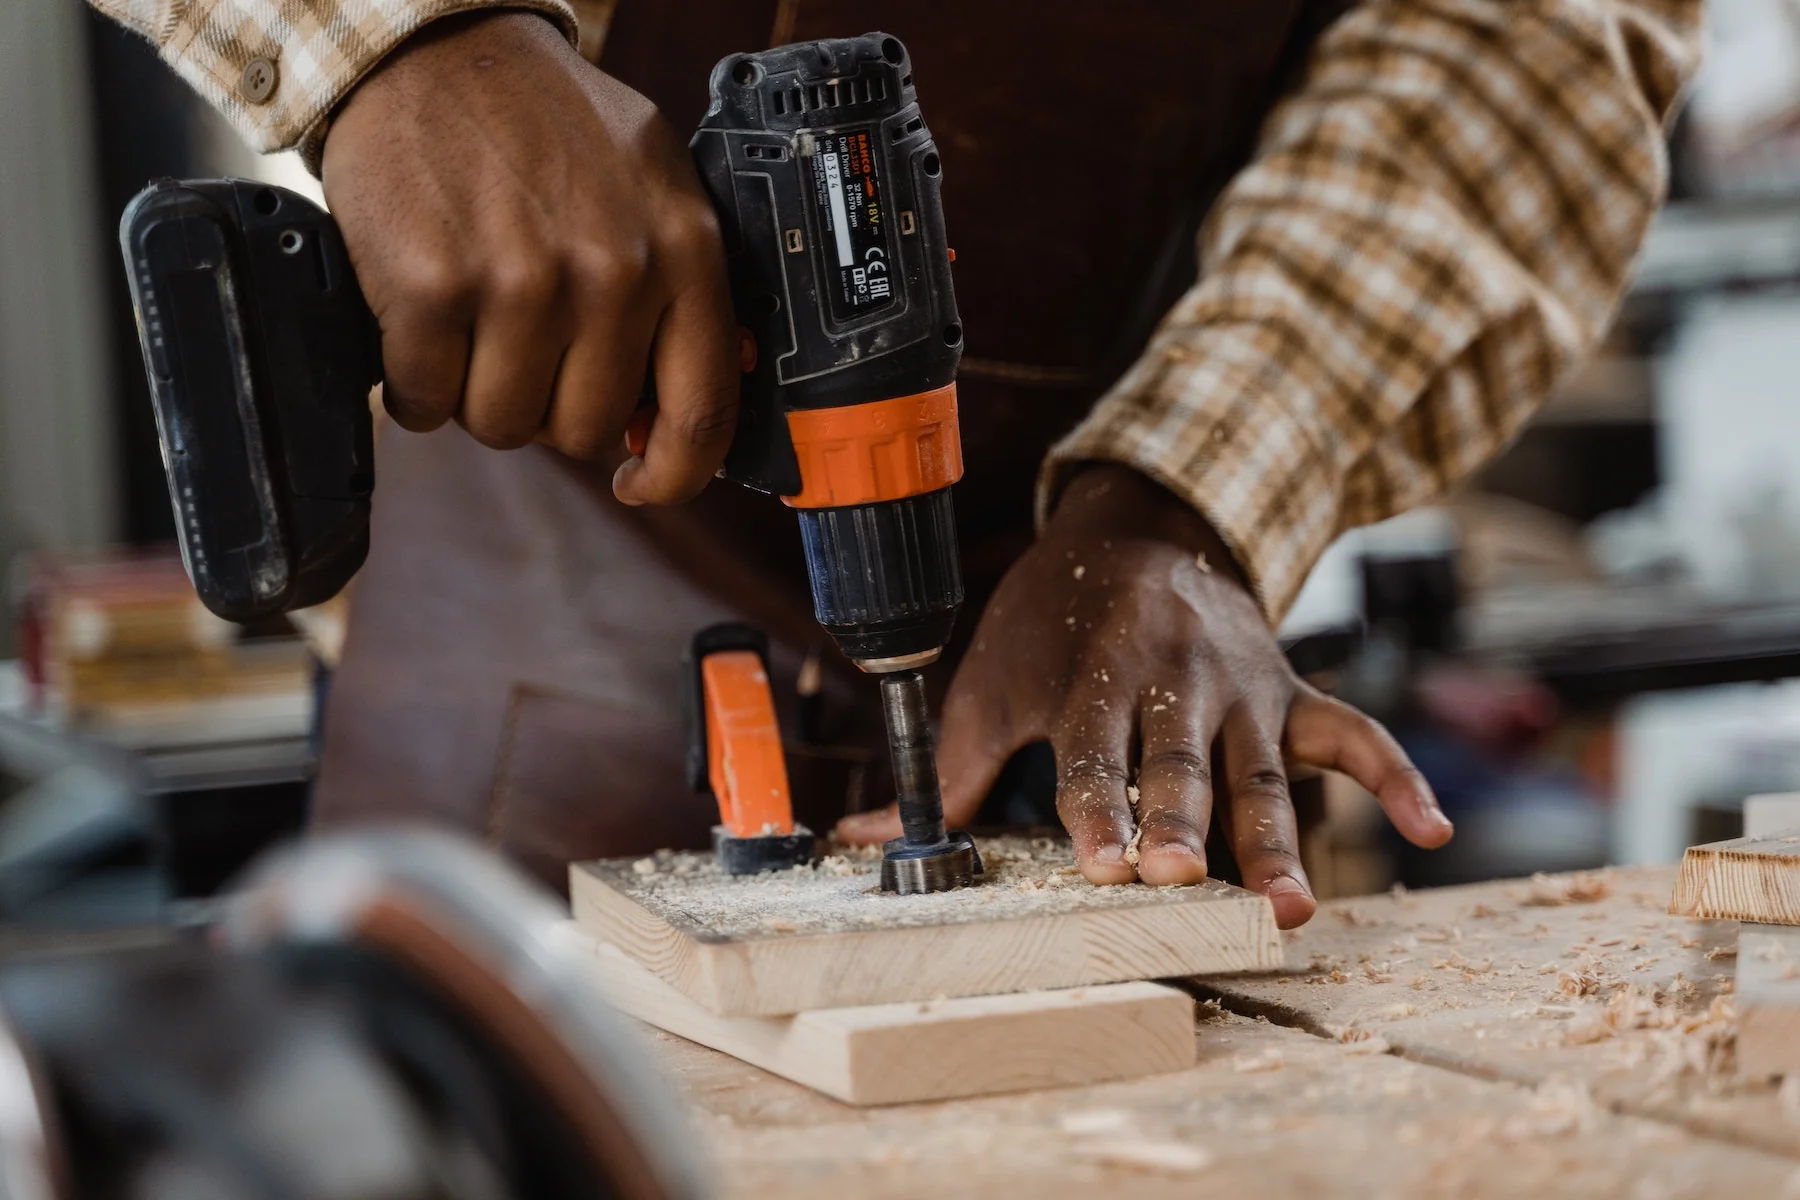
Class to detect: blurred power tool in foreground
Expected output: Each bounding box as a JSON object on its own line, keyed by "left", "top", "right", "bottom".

{"left": 118, "top": 31, "right": 976, "bottom": 896}
{"left": 0, "top": 829, "right": 707, "bottom": 1200}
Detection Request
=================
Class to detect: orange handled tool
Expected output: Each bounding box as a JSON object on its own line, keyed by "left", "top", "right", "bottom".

{"left": 683, "top": 623, "right": 816, "bottom": 874}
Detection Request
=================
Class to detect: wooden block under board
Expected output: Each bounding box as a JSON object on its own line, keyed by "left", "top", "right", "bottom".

{"left": 1670, "top": 831, "right": 1800, "bottom": 924}
{"left": 1738, "top": 923, "right": 1800, "bottom": 1078}
{"left": 570, "top": 836, "right": 1282, "bottom": 1016}
{"left": 552, "top": 922, "right": 1198, "bottom": 1105}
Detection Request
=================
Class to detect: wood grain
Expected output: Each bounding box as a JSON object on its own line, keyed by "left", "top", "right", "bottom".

{"left": 1738, "top": 923, "right": 1800, "bottom": 1079}
{"left": 624, "top": 868, "right": 1800, "bottom": 1198}
{"left": 553, "top": 923, "right": 1196, "bottom": 1105}
{"left": 656, "top": 1004, "right": 1798, "bottom": 1199}
{"left": 570, "top": 840, "right": 1281, "bottom": 1016}
{"left": 1670, "top": 832, "right": 1800, "bottom": 924}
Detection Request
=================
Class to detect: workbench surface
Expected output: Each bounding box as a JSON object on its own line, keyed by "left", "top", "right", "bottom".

{"left": 639, "top": 865, "right": 1800, "bottom": 1198}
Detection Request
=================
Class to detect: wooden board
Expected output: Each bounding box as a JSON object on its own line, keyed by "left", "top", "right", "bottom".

{"left": 1670, "top": 831, "right": 1800, "bottom": 924}
{"left": 655, "top": 1004, "right": 1800, "bottom": 1199}
{"left": 1181, "top": 867, "right": 1800, "bottom": 1161}
{"left": 552, "top": 922, "right": 1196, "bottom": 1105}
{"left": 570, "top": 836, "right": 1281, "bottom": 1016}
{"left": 1738, "top": 923, "right": 1800, "bottom": 1079}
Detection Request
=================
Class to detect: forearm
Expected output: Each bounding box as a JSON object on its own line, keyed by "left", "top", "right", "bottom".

{"left": 87, "top": 0, "right": 577, "bottom": 157}
{"left": 1041, "top": 0, "right": 1704, "bottom": 622}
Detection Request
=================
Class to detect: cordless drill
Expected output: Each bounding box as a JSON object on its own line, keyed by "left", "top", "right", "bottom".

{"left": 119, "top": 33, "right": 978, "bottom": 894}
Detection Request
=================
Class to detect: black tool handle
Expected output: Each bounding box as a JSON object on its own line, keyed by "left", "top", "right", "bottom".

{"left": 120, "top": 179, "right": 378, "bottom": 621}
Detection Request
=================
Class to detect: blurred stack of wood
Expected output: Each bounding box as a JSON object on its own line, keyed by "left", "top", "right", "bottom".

{"left": 15, "top": 549, "right": 310, "bottom": 739}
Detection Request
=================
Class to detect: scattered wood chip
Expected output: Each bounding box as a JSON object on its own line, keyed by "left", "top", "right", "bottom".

{"left": 1231, "top": 1048, "right": 1287, "bottom": 1073}
{"left": 1075, "top": 1138, "right": 1212, "bottom": 1173}
{"left": 1706, "top": 945, "right": 1739, "bottom": 961}
{"left": 1525, "top": 871, "right": 1612, "bottom": 906}
{"left": 1059, "top": 1109, "right": 1132, "bottom": 1135}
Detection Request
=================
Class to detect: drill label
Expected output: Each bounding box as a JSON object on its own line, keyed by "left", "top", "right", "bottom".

{"left": 809, "top": 127, "right": 893, "bottom": 322}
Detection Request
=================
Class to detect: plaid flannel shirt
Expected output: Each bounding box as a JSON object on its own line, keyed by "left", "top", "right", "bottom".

{"left": 94, "top": 0, "right": 1703, "bottom": 623}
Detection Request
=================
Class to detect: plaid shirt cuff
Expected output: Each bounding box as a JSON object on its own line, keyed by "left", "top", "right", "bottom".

{"left": 1042, "top": 0, "right": 1702, "bottom": 625}
{"left": 94, "top": 0, "right": 578, "bottom": 158}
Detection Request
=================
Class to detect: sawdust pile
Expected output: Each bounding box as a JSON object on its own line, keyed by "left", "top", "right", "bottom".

{"left": 609, "top": 835, "right": 1241, "bottom": 939}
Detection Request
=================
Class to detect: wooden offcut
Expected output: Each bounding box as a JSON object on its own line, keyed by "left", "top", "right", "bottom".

{"left": 1737, "top": 923, "right": 1800, "bottom": 1078}
{"left": 554, "top": 923, "right": 1198, "bottom": 1105}
{"left": 1669, "top": 830, "right": 1800, "bottom": 924}
{"left": 570, "top": 837, "right": 1282, "bottom": 1016}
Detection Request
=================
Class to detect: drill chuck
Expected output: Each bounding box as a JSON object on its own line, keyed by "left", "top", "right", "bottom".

{"left": 797, "top": 487, "right": 962, "bottom": 669}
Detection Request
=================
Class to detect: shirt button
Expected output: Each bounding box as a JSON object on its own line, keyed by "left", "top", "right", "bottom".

{"left": 241, "top": 57, "right": 278, "bottom": 104}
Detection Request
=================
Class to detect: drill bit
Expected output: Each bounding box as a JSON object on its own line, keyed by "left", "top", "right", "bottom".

{"left": 877, "top": 669, "right": 980, "bottom": 894}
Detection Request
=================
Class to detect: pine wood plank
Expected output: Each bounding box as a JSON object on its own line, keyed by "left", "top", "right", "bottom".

{"left": 569, "top": 837, "right": 1282, "bottom": 1016}
{"left": 1738, "top": 923, "right": 1800, "bottom": 1079}
{"left": 1670, "top": 831, "right": 1800, "bottom": 924}
{"left": 552, "top": 922, "right": 1197, "bottom": 1105}
{"left": 1182, "top": 868, "right": 1800, "bottom": 1160}
{"left": 653, "top": 1009, "right": 1799, "bottom": 1199}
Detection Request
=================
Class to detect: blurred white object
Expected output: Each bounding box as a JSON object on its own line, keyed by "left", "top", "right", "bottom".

{"left": 1656, "top": 292, "right": 1800, "bottom": 600}
{"left": 1744, "top": 791, "right": 1800, "bottom": 835}
{"left": 1616, "top": 680, "right": 1800, "bottom": 863}
{"left": 1686, "top": 0, "right": 1800, "bottom": 197}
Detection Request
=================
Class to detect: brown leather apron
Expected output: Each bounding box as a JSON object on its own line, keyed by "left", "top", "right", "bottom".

{"left": 312, "top": 0, "right": 1344, "bottom": 891}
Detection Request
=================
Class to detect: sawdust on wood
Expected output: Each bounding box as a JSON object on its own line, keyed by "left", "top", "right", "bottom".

{"left": 1524, "top": 871, "right": 1613, "bottom": 906}
{"left": 603, "top": 835, "right": 1245, "bottom": 941}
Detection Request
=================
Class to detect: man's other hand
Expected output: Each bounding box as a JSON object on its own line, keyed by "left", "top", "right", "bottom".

{"left": 321, "top": 11, "right": 737, "bottom": 505}
{"left": 837, "top": 464, "right": 1454, "bottom": 928}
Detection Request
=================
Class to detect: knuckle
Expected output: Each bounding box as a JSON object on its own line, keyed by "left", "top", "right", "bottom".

{"left": 380, "top": 381, "right": 455, "bottom": 430}
{"left": 570, "top": 238, "right": 651, "bottom": 299}
{"left": 461, "top": 409, "right": 534, "bottom": 450}
{"left": 392, "top": 258, "right": 473, "bottom": 314}
{"left": 485, "top": 255, "right": 562, "bottom": 311}
{"left": 1236, "top": 766, "right": 1291, "bottom": 802}
{"left": 1060, "top": 753, "right": 1130, "bottom": 787}
{"left": 553, "top": 425, "right": 612, "bottom": 461}
{"left": 661, "top": 199, "right": 726, "bottom": 258}
{"left": 1140, "top": 808, "right": 1207, "bottom": 842}
{"left": 1139, "top": 746, "right": 1211, "bottom": 786}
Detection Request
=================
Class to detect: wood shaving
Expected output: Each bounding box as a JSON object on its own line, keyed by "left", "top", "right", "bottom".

{"left": 1499, "top": 1080, "right": 1601, "bottom": 1140}
{"left": 1058, "top": 1109, "right": 1131, "bottom": 1135}
{"left": 1124, "top": 826, "right": 1142, "bottom": 868}
{"left": 1074, "top": 1138, "right": 1211, "bottom": 1173}
{"left": 1231, "top": 1048, "right": 1287, "bottom": 1073}
{"left": 1524, "top": 871, "right": 1613, "bottom": 906}
{"left": 1707, "top": 945, "right": 1740, "bottom": 961}
{"left": 1342, "top": 1035, "right": 1392, "bottom": 1055}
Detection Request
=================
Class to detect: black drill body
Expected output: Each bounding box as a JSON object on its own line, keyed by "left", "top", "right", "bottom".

{"left": 118, "top": 33, "right": 978, "bottom": 894}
